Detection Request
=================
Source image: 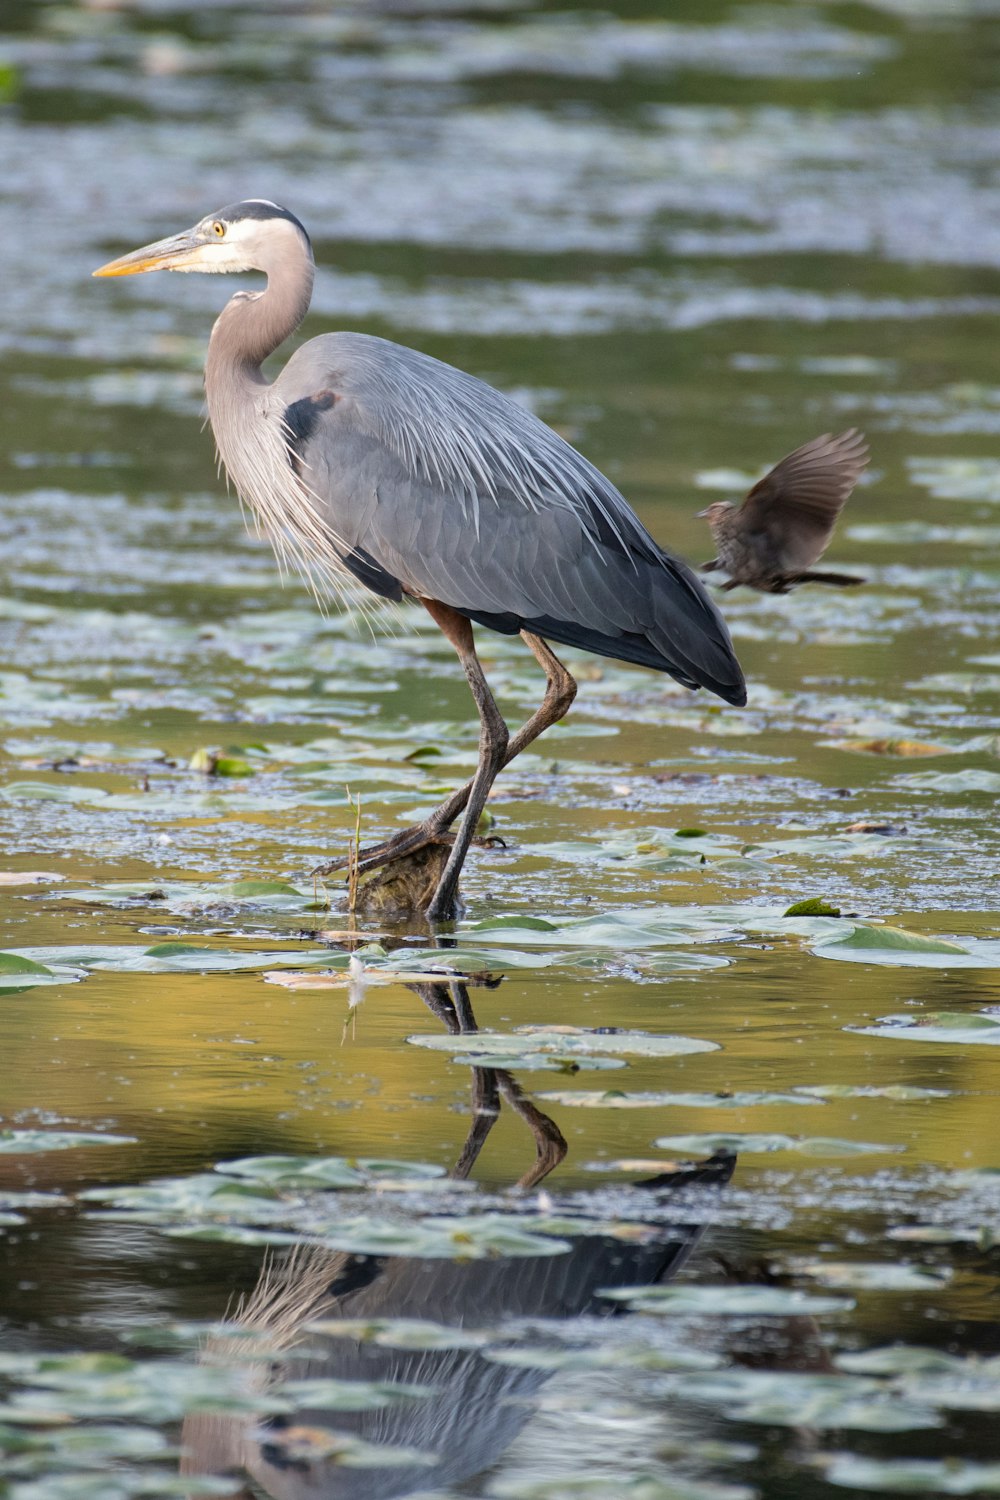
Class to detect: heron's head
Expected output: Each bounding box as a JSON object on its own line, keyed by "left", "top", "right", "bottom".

{"left": 696, "top": 499, "right": 734, "bottom": 524}
{"left": 93, "top": 200, "right": 312, "bottom": 278}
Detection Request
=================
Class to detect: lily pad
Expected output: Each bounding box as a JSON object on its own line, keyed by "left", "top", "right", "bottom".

{"left": 600, "top": 1285, "right": 853, "bottom": 1316}
{"left": 795, "top": 1084, "right": 950, "bottom": 1100}
{"left": 824, "top": 1455, "right": 1000, "bottom": 1493}
{"left": 783, "top": 898, "right": 842, "bottom": 917}
{"left": 216, "top": 1155, "right": 446, "bottom": 1188}
{"left": 407, "top": 1027, "right": 719, "bottom": 1061}
{"left": 855, "top": 1012, "right": 1000, "bottom": 1046}
{"left": 788, "top": 1260, "right": 951, "bottom": 1291}
{"left": 307, "top": 1318, "right": 492, "bottom": 1351}
{"left": 814, "top": 925, "right": 970, "bottom": 965}
{"left": 537, "top": 1090, "right": 822, "bottom": 1109}
{"left": 652, "top": 1133, "right": 901, "bottom": 1157}
{"left": 0, "top": 1130, "right": 136, "bottom": 1155}
{"left": 0, "top": 952, "right": 63, "bottom": 992}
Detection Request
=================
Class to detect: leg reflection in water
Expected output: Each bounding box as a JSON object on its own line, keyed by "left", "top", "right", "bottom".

{"left": 180, "top": 979, "right": 735, "bottom": 1499}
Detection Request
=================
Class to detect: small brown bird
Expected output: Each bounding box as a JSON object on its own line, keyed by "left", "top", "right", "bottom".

{"left": 698, "top": 428, "right": 869, "bottom": 593}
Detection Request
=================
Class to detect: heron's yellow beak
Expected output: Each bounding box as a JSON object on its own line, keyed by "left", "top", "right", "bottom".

{"left": 93, "top": 226, "right": 208, "bottom": 277}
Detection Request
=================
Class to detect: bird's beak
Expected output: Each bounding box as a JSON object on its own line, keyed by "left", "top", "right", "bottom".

{"left": 695, "top": 507, "right": 712, "bottom": 519}
{"left": 92, "top": 225, "right": 208, "bottom": 277}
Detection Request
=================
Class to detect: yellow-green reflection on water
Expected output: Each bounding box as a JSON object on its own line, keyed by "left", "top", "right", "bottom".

{"left": 3, "top": 0, "right": 1000, "bottom": 1495}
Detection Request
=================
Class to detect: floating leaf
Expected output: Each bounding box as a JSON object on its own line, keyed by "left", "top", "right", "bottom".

{"left": 824, "top": 1455, "right": 1000, "bottom": 1493}
{"left": 783, "top": 898, "right": 841, "bottom": 917}
{"left": 188, "top": 746, "right": 254, "bottom": 776}
{"left": 795, "top": 1084, "right": 949, "bottom": 1101}
{"left": 216, "top": 1155, "right": 446, "bottom": 1188}
{"left": 888, "top": 1225, "right": 997, "bottom": 1248}
{"left": 311, "top": 1213, "right": 572, "bottom": 1261}
{"left": 815, "top": 925, "right": 968, "bottom": 965}
{"left": 893, "top": 768, "right": 1000, "bottom": 793}
{"left": 837, "top": 1346, "right": 966, "bottom": 1376}
{"left": 447, "top": 1052, "right": 627, "bottom": 1073}
{"left": 789, "top": 1260, "right": 951, "bottom": 1291}
{"left": 408, "top": 1027, "right": 719, "bottom": 1061}
{"left": 225, "top": 879, "right": 301, "bottom": 898}
{"left": 7, "top": 943, "right": 343, "bottom": 977}
{"left": 0, "top": 1130, "right": 136, "bottom": 1155}
{"left": 856, "top": 1012, "right": 1000, "bottom": 1046}
{"left": 652, "top": 1133, "right": 901, "bottom": 1157}
{"left": 307, "top": 1318, "right": 491, "bottom": 1352}
{"left": 0, "top": 952, "right": 61, "bottom": 992}
{"left": 276, "top": 1377, "right": 433, "bottom": 1410}
{"left": 600, "top": 1285, "right": 853, "bottom": 1316}
{"left": 466, "top": 908, "right": 734, "bottom": 949}
{"left": 538, "top": 1090, "right": 822, "bottom": 1109}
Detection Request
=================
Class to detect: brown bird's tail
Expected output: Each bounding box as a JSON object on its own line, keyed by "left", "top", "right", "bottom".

{"left": 782, "top": 569, "right": 865, "bottom": 589}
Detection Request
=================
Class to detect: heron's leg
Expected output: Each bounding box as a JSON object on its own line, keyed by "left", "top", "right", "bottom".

{"left": 312, "top": 630, "right": 576, "bottom": 881}
{"left": 424, "top": 600, "right": 509, "bottom": 922}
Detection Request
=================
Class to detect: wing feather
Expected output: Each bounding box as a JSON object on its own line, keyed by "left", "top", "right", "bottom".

{"left": 738, "top": 429, "right": 869, "bottom": 571}
{"left": 276, "top": 333, "right": 745, "bottom": 705}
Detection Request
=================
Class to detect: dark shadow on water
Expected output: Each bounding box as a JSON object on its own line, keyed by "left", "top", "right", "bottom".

{"left": 181, "top": 976, "right": 736, "bottom": 1499}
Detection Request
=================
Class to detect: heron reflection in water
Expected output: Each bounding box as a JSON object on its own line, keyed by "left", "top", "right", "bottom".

{"left": 180, "top": 975, "right": 735, "bottom": 1499}
{"left": 95, "top": 202, "right": 746, "bottom": 921}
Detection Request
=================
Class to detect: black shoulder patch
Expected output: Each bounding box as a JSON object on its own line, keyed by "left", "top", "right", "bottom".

{"left": 283, "top": 389, "right": 339, "bottom": 477}
{"left": 325, "top": 1252, "right": 386, "bottom": 1301}
{"left": 337, "top": 544, "right": 405, "bottom": 603}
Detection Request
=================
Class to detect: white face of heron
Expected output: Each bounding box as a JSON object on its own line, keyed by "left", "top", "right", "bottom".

{"left": 93, "top": 201, "right": 311, "bottom": 279}
{"left": 178, "top": 208, "right": 301, "bottom": 273}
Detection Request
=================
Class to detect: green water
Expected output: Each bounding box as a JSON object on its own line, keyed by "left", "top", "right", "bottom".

{"left": 2, "top": 2, "right": 1000, "bottom": 1496}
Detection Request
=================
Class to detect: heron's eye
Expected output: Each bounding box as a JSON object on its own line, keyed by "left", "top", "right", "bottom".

{"left": 212, "top": 222, "right": 225, "bottom": 238}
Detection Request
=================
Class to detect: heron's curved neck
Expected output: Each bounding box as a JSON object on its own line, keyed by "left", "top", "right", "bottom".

{"left": 206, "top": 238, "right": 315, "bottom": 391}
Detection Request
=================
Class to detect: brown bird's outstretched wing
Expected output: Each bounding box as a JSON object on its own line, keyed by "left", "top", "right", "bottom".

{"left": 738, "top": 429, "right": 869, "bottom": 572}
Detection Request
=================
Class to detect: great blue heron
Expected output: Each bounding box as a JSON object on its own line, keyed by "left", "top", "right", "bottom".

{"left": 95, "top": 200, "right": 745, "bottom": 921}
{"left": 698, "top": 428, "right": 869, "bottom": 593}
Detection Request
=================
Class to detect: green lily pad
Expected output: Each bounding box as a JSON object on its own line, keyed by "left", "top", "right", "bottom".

{"left": 837, "top": 1346, "right": 967, "bottom": 1376}
{"left": 789, "top": 1260, "right": 951, "bottom": 1291}
{"left": 600, "top": 1284, "right": 853, "bottom": 1316}
{"left": 216, "top": 1155, "right": 446, "bottom": 1188}
{"left": 0, "top": 1130, "right": 136, "bottom": 1155}
{"left": 8, "top": 943, "right": 348, "bottom": 976}
{"left": 408, "top": 1027, "right": 719, "bottom": 1061}
{"left": 652, "top": 1133, "right": 901, "bottom": 1157}
{"left": 307, "top": 1318, "right": 492, "bottom": 1352}
{"left": 856, "top": 1012, "right": 1000, "bottom": 1046}
{"left": 824, "top": 1456, "right": 1000, "bottom": 1493}
{"left": 816, "top": 925, "right": 966, "bottom": 963}
{"left": 795, "top": 1084, "right": 950, "bottom": 1101}
{"left": 490, "top": 1478, "right": 753, "bottom": 1500}
{"left": 784, "top": 898, "right": 842, "bottom": 917}
{"left": 447, "top": 1052, "right": 628, "bottom": 1073}
{"left": 0, "top": 951, "right": 74, "bottom": 992}
{"left": 537, "top": 1090, "right": 822, "bottom": 1109}
{"left": 276, "top": 1377, "right": 433, "bottom": 1410}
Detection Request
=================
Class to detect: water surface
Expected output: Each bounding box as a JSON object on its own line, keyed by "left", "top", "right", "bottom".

{"left": 2, "top": 3, "right": 1000, "bottom": 1497}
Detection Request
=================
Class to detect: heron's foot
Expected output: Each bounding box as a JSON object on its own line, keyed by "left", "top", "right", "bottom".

{"left": 353, "top": 840, "right": 456, "bottom": 921}
{"left": 311, "top": 820, "right": 451, "bottom": 881}
{"left": 312, "top": 822, "right": 505, "bottom": 881}
{"left": 311, "top": 822, "right": 505, "bottom": 921}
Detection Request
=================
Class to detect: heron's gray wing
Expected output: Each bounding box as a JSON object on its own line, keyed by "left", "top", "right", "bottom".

{"left": 277, "top": 333, "right": 746, "bottom": 706}
{"left": 737, "top": 429, "right": 869, "bottom": 571}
